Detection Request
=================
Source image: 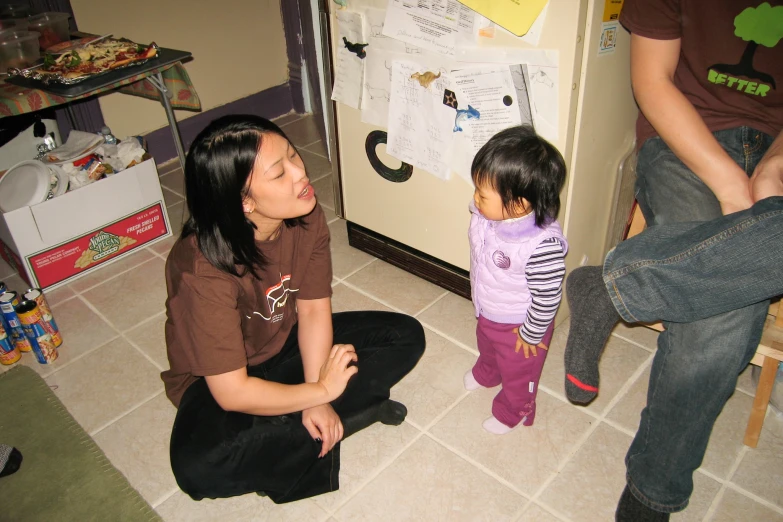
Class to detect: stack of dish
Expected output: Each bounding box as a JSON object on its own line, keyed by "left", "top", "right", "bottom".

{"left": 0, "top": 159, "right": 68, "bottom": 213}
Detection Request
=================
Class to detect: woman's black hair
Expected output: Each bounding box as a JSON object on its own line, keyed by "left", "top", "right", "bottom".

{"left": 471, "top": 125, "right": 566, "bottom": 227}
{"left": 181, "top": 114, "right": 303, "bottom": 278}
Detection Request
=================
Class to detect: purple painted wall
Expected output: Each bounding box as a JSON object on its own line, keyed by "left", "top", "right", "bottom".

{"left": 144, "top": 83, "right": 294, "bottom": 164}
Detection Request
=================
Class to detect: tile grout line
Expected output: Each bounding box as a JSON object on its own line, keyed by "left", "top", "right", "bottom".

{"left": 70, "top": 255, "right": 160, "bottom": 296}
{"left": 337, "top": 279, "right": 436, "bottom": 325}
{"left": 526, "top": 352, "right": 655, "bottom": 508}
{"left": 35, "top": 333, "right": 122, "bottom": 379}
{"left": 594, "top": 352, "right": 655, "bottom": 418}
{"left": 412, "top": 290, "right": 450, "bottom": 318}
{"left": 611, "top": 331, "right": 656, "bottom": 353}
{"left": 158, "top": 177, "right": 184, "bottom": 199}
{"left": 515, "top": 498, "right": 573, "bottom": 522}
{"left": 116, "top": 310, "right": 167, "bottom": 336}
{"left": 89, "top": 389, "right": 164, "bottom": 437}
{"left": 75, "top": 294, "right": 124, "bottom": 335}
{"left": 325, "top": 390, "right": 474, "bottom": 516}
{"left": 300, "top": 139, "right": 322, "bottom": 150}
{"left": 149, "top": 248, "right": 169, "bottom": 261}
{"left": 702, "top": 449, "right": 743, "bottom": 521}
{"left": 416, "top": 320, "right": 479, "bottom": 356}
{"left": 325, "top": 430, "right": 427, "bottom": 517}
{"left": 336, "top": 280, "right": 478, "bottom": 356}
{"left": 308, "top": 170, "right": 332, "bottom": 185}
{"left": 303, "top": 144, "right": 329, "bottom": 160}
{"left": 160, "top": 185, "right": 184, "bottom": 205}
{"left": 702, "top": 443, "right": 783, "bottom": 519}
{"left": 123, "top": 333, "right": 167, "bottom": 373}
{"left": 120, "top": 309, "right": 166, "bottom": 333}
{"left": 277, "top": 114, "right": 302, "bottom": 128}
{"left": 519, "top": 499, "right": 574, "bottom": 522}
{"left": 151, "top": 486, "right": 181, "bottom": 510}
{"left": 423, "top": 430, "right": 533, "bottom": 500}
{"left": 334, "top": 258, "right": 377, "bottom": 282}
{"left": 48, "top": 293, "right": 80, "bottom": 308}
{"left": 722, "top": 480, "right": 783, "bottom": 516}
{"left": 419, "top": 390, "right": 472, "bottom": 433}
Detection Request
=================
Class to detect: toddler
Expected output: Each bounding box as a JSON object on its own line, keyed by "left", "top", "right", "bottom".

{"left": 465, "top": 125, "right": 568, "bottom": 434}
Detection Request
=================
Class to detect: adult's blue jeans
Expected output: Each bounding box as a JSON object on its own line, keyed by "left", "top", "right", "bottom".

{"left": 613, "top": 127, "right": 776, "bottom": 512}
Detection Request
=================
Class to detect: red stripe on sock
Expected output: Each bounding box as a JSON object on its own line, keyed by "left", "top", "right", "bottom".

{"left": 567, "top": 374, "right": 599, "bottom": 393}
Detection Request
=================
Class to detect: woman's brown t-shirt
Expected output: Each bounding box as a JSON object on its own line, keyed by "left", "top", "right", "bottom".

{"left": 161, "top": 204, "right": 333, "bottom": 407}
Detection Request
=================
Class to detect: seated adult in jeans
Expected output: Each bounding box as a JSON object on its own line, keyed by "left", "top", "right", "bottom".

{"left": 563, "top": 0, "right": 783, "bottom": 519}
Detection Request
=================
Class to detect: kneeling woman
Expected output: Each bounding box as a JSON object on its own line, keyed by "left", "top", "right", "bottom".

{"left": 162, "top": 115, "right": 425, "bottom": 503}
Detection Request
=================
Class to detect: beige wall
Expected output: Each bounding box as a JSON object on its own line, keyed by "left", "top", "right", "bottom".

{"left": 69, "top": 0, "right": 289, "bottom": 138}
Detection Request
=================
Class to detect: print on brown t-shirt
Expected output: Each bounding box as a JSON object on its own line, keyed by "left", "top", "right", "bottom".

{"left": 161, "top": 204, "right": 333, "bottom": 407}
{"left": 620, "top": 0, "right": 783, "bottom": 145}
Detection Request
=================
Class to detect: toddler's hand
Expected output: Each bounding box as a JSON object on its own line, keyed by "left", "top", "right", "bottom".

{"left": 512, "top": 327, "right": 548, "bottom": 358}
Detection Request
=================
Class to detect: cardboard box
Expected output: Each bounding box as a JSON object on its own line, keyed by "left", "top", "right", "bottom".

{"left": 0, "top": 159, "right": 172, "bottom": 290}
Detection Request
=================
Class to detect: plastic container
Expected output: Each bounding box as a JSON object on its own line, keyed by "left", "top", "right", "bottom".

{"left": 0, "top": 30, "right": 40, "bottom": 71}
{"left": 27, "top": 12, "right": 70, "bottom": 50}
{"left": 0, "top": 4, "right": 32, "bottom": 20}
{"left": 0, "top": 17, "right": 25, "bottom": 32}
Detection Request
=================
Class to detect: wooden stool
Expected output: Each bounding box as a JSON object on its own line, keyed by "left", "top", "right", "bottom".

{"left": 626, "top": 203, "right": 783, "bottom": 448}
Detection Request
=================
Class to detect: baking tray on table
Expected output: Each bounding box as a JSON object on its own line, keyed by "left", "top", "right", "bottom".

{"left": 5, "top": 47, "right": 192, "bottom": 97}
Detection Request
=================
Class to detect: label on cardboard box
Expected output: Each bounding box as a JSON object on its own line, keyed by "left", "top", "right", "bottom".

{"left": 26, "top": 202, "right": 169, "bottom": 288}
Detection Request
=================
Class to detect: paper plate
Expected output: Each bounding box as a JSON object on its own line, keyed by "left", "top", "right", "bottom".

{"left": 0, "top": 159, "right": 52, "bottom": 212}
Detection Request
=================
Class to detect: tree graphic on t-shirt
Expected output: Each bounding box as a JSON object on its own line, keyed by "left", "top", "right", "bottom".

{"left": 709, "top": 2, "right": 782, "bottom": 89}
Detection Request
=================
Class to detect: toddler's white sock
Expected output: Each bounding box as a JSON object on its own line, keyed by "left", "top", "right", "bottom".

{"left": 464, "top": 370, "right": 482, "bottom": 391}
{"left": 482, "top": 415, "right": 514, "bottom": 435}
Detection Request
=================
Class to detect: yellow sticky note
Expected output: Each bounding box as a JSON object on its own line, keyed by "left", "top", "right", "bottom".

{"left": 602, "top": 0, "right": 625, "bottom": 23}
{"left": 457, "top": 0, "right": 548, "bottom": 37}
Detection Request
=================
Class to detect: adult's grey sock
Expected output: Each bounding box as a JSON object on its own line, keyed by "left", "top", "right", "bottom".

{"left": 563, "top": 266, "right": 621, "bottom": 404}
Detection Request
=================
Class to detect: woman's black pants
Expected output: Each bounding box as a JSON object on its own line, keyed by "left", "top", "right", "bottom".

{"left": 169, "top": 311, "right": 425, "bottom": 504}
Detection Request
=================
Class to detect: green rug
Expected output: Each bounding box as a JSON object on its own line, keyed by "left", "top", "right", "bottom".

{"left": 0, "top": 365, "right": 162, "bottom": 522}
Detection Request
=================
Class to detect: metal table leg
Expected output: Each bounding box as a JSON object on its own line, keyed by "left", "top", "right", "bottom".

{"left": 145, "top": 71, "right": 187, "bottom": 170}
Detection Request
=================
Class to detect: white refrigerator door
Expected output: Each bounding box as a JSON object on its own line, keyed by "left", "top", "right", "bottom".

{"left": 561, "top": 2, "right": 638, "bottom": 271}
{"left": 325, "top": 0, "right": 616, "bottom": 272}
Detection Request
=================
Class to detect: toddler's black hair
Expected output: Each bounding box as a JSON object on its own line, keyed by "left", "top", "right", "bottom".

{"left": 471, "top": 125, "right": 566, "bottom": 226}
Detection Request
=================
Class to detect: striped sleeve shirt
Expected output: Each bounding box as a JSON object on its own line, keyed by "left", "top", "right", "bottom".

{"left": 519, "top": 237, "right": 566, "bottom": 345}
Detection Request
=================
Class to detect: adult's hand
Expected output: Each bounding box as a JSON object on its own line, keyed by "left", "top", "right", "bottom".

{"left": 318, "top": 344, "right": 358, "bottom": 401}
{"left": 719, "top": 190, "right": 754, "bottom": 216}
{"left": 630, "top": 34, "right": 754, "bottom": 216}
{"left": 750, "top": 144, "right": 783, "bottom": 203}
{"left": 302, "top": 403, "right": 343, "bottom": 458}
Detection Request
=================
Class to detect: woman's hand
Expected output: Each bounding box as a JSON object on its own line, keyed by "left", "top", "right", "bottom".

{"left": 302, "top": 404, "right": 343, "bottom": 458}
{"left": 317, "top": 344, "right": 358, "bottom": 401}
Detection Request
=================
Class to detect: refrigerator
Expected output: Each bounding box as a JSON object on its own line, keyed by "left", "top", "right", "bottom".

{"left": 315, "top": 0, "right": 639, "bottom": 303}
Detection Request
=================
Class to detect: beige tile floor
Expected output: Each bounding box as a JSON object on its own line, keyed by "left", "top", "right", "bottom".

{"left": 2, "top": 114, "right": 782, "bottom": 521}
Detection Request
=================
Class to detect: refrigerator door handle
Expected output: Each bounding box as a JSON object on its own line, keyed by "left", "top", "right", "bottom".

{"left": 318, "top": 5, "right": 345, "bottom": 217}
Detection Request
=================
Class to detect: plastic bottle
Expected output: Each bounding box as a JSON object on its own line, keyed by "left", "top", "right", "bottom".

{"left": 100, "top": 126, "right": 117, "bottom": 145}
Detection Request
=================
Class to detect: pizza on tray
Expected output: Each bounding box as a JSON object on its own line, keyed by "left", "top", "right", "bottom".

{"left": 41, "top": 38, "right": 158, "bottom": 80}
